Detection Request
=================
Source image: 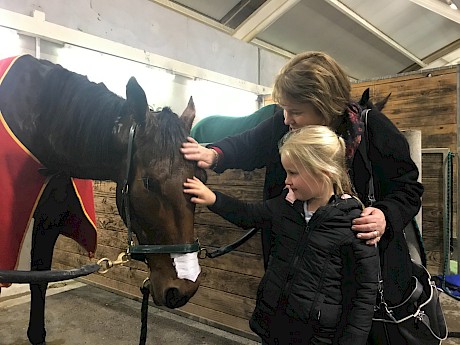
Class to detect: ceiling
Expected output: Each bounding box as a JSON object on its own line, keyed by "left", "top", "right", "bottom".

{"left": 150, "top": 0, "right": 460, "bottom": 81}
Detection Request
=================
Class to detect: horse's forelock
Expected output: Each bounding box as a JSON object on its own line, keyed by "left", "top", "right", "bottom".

{"left": 138, "top": 107, "right": 189, "bottom": 165}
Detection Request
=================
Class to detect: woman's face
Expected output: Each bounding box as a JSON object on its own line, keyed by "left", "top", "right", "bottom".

{"left": 280, "top": 100, "right": 324, "bottom": 130}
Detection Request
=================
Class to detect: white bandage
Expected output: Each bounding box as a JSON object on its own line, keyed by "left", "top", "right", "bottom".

{"left": 170, "top": 252, "right": 201, "bottom": 282}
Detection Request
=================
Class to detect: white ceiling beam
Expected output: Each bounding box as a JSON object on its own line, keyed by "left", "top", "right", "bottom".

{"left": 410, "top": 0, "right": 460, "bottom": 24}
{"left": 324, "top": 0, "right": 427, "bottom": 67}
{"left": 149, "top": 0, "right": 233, "bottom": 34}
{"left": 252, "top": 38, "right": 295, "bottom": 58}
{"left": 150, "top": 0, "right": 295, "bottom": 61}
{"left": 233, "top": 0, "right": 301, "bottom": 42}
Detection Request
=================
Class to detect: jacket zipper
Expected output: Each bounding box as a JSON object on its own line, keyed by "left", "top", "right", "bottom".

{"left": 278, "top": 206, "right": 331, "bottom": 310}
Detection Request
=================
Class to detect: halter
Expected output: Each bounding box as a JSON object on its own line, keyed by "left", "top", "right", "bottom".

{"left": 121, "top": 124, "right": 200, "bottom": 262}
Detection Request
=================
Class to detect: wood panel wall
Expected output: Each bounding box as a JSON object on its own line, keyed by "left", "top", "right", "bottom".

{"left": 52, "top": 65, "right": 458, "bottom": 340}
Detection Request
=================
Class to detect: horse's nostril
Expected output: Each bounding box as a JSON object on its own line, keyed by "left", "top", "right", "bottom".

{"left": 165, "top": 288, "right": 188, "bottom": 309}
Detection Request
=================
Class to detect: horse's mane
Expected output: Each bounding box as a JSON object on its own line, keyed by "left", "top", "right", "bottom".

{"left": 37, "top": 65, "right": 127, "bottom": 165}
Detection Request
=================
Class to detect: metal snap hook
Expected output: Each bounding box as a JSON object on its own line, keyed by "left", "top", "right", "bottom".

{"left": 198, "top": 248, "right": 208, "bottom": 259}
{"left": 97, "top": 252, "right": 130, "bottom": 274}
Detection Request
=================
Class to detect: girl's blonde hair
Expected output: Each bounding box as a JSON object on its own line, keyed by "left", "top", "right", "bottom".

{"left": 272, "top": 51, "right": 351, "bottom": 126}
{"left": 279, "top": 125, "right": 353, "bottom": 195}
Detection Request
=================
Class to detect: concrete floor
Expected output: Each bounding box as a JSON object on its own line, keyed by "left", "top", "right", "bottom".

{"left": 440, "top": 291, "right": 460, "bottom": 345}
{"left": 0, "top": 280, "right": 459, "bottom": 345}
{"left": 0, "top": 280, "right": 260, "bottom": 345}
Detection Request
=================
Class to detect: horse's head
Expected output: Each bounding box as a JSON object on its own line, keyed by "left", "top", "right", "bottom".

{"left": 115, "top": 77, "right": 205, "bottom": 308}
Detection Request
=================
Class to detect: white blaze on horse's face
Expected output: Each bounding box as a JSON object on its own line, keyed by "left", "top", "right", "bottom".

{"left": 170, "top": 252, "right": 201, "bottom": 282}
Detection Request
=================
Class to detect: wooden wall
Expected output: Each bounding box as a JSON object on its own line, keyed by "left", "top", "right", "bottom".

{"left": 52, "top": 65, "right": 459, "bottom": 340}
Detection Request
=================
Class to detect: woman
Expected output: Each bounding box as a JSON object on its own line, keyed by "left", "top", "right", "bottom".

{"left": 181, "top": 51, "right": 423, "bottom": 341}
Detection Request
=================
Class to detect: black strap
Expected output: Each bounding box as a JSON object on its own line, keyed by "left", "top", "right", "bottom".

{"left": 123, "top": 125, "right": 137, "bottom": 247}
{"left": 361, "top": 109, "right": 386, "bottom": 304}
{"left": 0, "top": 264, "right": 100, "bottom": 284}
{"left": 206, "top": 228, "right": 259, "bottom": 258}
{"left": 139, "top": 281, "right": 150, "bottom": 345}
{"left": 361, "top": 109, "right": 375, "bottom": 206}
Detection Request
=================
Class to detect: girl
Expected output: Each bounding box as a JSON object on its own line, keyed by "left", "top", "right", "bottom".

{"left": 184, "top": 125, "right": 379, "bottom": 345}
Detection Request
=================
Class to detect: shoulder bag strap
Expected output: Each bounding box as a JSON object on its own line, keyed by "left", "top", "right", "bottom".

{"left": 361, "top": 109, "right": 386, "bottom": 309}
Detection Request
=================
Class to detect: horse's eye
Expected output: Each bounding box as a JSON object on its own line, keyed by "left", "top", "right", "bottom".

{"left": 142, "top": 177, "right": 161, "bottom": 193}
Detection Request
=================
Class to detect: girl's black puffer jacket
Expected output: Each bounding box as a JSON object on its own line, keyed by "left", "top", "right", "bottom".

{"left": 209, "top": 190, "right": 379, "bottom": 345}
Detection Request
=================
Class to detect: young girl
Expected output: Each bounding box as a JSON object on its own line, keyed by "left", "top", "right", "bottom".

{"left": 184, "top": 125, "right": 379, "bottom": 345}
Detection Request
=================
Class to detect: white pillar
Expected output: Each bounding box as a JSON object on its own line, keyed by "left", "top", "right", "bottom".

{"left": 402, "top": 129, "right": 422, "bottom": 233}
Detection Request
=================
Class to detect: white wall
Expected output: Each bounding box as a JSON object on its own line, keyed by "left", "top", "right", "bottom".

{"left": 0, "top": 0, "right": 287, "bottom": 89}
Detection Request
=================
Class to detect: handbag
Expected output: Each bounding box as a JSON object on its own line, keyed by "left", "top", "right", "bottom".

{"left": 361, "top": 109, "right": 448, "bottom": 344}
{"left": 371, "top": 260, "right": 448, "bottom": 345}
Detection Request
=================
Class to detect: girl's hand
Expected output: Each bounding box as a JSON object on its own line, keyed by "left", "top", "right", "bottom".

{"left": 183, "top": 176, "right": 216, "bottom": 205}
{"left": 351, "top": 207, "right": 386, "bottom": 245}
{"left": 180, "top": 137, "right": 217, "bottom": 169}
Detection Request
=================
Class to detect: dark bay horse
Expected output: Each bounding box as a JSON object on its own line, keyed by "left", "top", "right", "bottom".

{"left": 0, "top": 54, "right": 205, "bottom": 344}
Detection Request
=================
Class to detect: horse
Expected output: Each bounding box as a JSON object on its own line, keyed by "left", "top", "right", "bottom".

{"left": 0, "top": 54, "right": 205, "bottom": 345}
{"left": 189, "top": 88, "right": 390, "bottom": 144}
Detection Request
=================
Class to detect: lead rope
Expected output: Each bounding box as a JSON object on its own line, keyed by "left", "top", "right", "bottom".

{"left": 139, "top": 279, "right": 150, "bottom": 345}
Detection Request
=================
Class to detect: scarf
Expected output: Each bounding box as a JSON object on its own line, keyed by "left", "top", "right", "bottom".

{"left": 336, "top": 102, "right": 364, "bottom": 166}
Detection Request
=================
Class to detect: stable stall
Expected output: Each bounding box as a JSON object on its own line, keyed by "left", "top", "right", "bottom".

{"left": 0, "top": 1, "right": 459, "bottom": 342}
{"left": 51, "top": 65, "right": 460, "bottom": 339}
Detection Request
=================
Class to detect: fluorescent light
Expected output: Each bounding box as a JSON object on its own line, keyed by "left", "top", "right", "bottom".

{"left": 410, "top": 0, "right": 460, "bottom": 24}
{"left": 451, "top": 0, "right": 460, "bottom": 9}
{"left": 447, "top": 0, "right": 458, "bottom": 9}
{"left": 0, "top": 26, "right": 20, "bottom": 58}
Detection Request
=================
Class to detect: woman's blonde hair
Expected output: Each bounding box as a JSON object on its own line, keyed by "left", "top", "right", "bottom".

{"left": 272, "top": 51, "right": 351, "bottom": 126}
{"left": 279, "top": 125, "right": 353, "bottom": 195}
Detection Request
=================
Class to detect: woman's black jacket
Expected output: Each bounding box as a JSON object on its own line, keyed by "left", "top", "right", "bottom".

{"left": 211, "top": 104, "right": 423, "bottom": 305}
{"left": 209, "top": 190, "right": 379, "bottom": 345}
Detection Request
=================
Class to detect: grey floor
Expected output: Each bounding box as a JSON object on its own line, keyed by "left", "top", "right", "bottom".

{"left": 0, "top": 280, "right": 260, "bottom": 345}
{"left": 1, "top": 279, "right": 459, "bottom": 345}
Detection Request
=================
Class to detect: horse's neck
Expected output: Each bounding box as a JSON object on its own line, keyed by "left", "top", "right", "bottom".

{"left": 8, "top": 108, "right": 126, "bottom": 181}
{"left": 32, "top": 127, "right": 123, "bottom": 181}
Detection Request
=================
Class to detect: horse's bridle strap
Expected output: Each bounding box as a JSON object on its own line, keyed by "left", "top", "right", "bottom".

{"left": 128, "top": 239, "right": 200, "bottom": 255}
{"left": 123, "top": 124, "right": 137, "bottom": 246}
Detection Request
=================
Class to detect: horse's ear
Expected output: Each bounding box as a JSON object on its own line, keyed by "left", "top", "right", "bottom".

{"left": 180, "top": 96, "right": 195, "bottom": 132}
{"left": 358, "top": 88, "right": 370, "bottom": 107}
{"left": 126, "top": 77, "right": 148, "bottom": 124}
{"left": 375, "top": 93, "right": 391, "bottom": 111}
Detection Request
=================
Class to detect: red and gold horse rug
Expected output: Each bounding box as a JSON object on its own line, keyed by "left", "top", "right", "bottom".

{"left": 0, "top": 56, "right": 97, "bottom": 286}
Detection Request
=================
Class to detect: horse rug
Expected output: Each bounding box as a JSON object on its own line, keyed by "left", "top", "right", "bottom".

{"left": 0, "top": 56, "right": 97, "bottom": 285}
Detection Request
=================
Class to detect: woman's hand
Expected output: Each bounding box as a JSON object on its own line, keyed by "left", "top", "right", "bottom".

{"left": 183, "top": 177, "right": 216, "bottom": 206}
{"left": 180, "top": 137, "right": 217, "bottom": 169}
{"left": 351, "top": 207, "right": 386, "bottom": 245}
